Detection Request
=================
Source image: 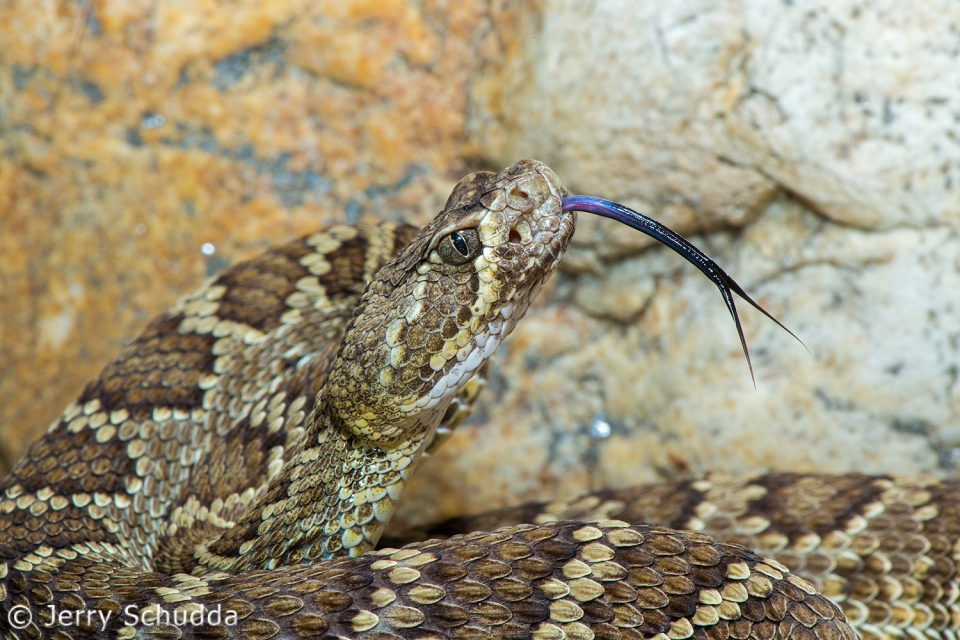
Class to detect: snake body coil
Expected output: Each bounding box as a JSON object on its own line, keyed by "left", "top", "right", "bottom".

{"left": 2, "top": 161, "right": 856, "bottom": 640}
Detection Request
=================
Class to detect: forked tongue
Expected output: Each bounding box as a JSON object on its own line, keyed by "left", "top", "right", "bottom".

{"left": 561, "top": 195, "right": 805, "bottom": 387}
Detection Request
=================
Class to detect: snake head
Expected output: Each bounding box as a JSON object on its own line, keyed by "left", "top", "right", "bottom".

{"left": 325, "top": 160, "right": 575, "bottom": 447}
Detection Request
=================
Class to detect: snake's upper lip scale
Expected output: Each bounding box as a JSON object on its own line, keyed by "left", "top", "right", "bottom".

{"left": 560, "top": 195, "right": 806, "bottom": 387}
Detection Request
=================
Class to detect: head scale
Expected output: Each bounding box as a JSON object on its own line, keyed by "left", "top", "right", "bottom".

{"left": 324, "top": 160, "right": 574, "bottom": 446}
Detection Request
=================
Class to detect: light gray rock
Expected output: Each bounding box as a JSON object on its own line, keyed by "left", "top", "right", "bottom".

{"left": 573, "top": 258, "right": 657, "bottom": 323}
{"left": 469, "top": 0, "right": 960, "bottom": 229}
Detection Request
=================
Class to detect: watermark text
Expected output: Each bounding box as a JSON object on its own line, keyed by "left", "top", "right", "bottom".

{"left": 8, "top": 603, "right": 239, "bottom": 631}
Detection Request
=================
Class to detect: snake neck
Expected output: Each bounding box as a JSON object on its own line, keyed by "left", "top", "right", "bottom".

{"left": 189, "top": 159, "right": 575, "bottom": 575}
{"left": 192, "top": 394, "right": 451, "bottom": 573}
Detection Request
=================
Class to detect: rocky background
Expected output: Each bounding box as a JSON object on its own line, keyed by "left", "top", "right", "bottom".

{"left": 3, "top": 0, "right": 960, "bottom": 531}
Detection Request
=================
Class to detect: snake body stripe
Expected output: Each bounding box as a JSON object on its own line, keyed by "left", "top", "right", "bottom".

{"left": 0, "top": 161, "right": 854, "bottom": 640}
{"left": 390, "top": 473, "right": 960, "bottom": 640}
{"left": 0, "top": 519, "right": 854, "bottom": 640}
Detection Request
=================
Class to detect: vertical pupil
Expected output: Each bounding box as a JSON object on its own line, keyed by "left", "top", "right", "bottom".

{"left": 451, "top": 232, "right": 469, "bottom": 256}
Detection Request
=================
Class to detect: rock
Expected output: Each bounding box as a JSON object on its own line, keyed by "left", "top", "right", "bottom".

{"left": 573, "top": 258, "right": 657, "bottom": 323}
{"left": 469, "top": 0, "right": 960, "bottom": 230}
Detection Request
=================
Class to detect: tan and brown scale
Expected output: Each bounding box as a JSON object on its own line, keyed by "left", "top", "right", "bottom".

{"left": 0, "top": 160, "right": 853, "bottom": 640}
{"left": 391, "top": 473, "right": 960, "bottom": 640}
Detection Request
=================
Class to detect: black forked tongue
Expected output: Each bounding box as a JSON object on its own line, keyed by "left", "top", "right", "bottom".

{"left": 561, "top": 195, "right": 805, "bottom": 387}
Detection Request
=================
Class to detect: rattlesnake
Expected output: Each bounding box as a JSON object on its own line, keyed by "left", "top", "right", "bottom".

{"left": 1, "top": 160, "right": 867, "bottom": 640}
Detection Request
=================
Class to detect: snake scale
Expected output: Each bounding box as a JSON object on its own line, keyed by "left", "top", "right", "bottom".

{"left": 0, "top": 159, "right": 915, "bottom": 640}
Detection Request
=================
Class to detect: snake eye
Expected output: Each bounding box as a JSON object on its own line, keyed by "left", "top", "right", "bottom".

{"left": 437, "top": 229, "right": 481, "bottom": 265}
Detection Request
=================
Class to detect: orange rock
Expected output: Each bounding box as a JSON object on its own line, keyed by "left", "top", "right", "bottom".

{"left": 0, "top": 0, "right": 488, "bottom": 463}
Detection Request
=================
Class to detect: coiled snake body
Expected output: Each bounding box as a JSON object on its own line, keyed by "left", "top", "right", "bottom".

{"left": 0, "top": 160, "right": 880, "bottom": 640}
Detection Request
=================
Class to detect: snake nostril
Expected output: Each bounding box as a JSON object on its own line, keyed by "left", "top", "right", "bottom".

{"left": 507, "top": 185, "right": 536, "bottom": 212}
{"left": 509, "top": 229, "right": 522, "bottom": 244}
